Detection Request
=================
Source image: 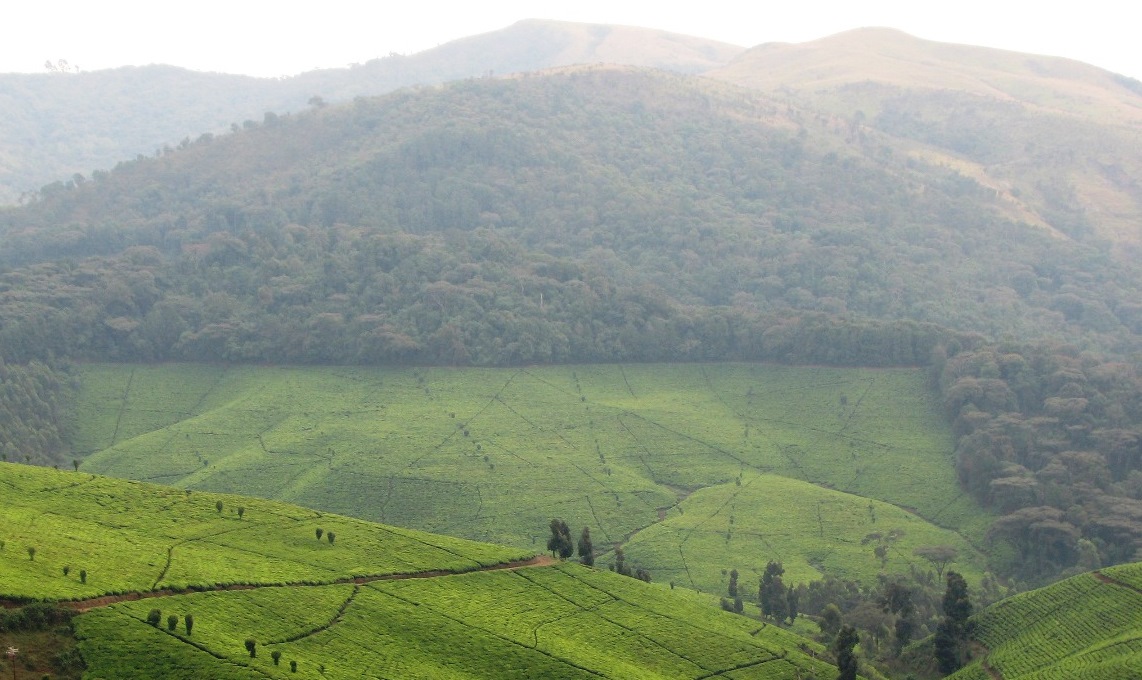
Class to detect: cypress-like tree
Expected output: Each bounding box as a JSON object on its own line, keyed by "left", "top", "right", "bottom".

{"left": 833, "top": 625, "right": 860, "bottom": 680}
{"left": 935, "top": 571, "right": 973, "bottom": 673}
{"left": 577, "top": 526, "right": 594, "bottom": 566}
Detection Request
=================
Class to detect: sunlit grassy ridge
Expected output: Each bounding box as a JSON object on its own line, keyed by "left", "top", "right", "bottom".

{"left": 74, "top": 362, "right": 989, "bottom": 591}
{"left": 0, "top": 462, "right": 529, "bottom": 601}
{"left": 75, "top": 563, "right": 842, "bottom": 679}
{"left": 623, "top": 475, "right": 987, "bottom": 593}
{"left": 945, "top": 562, "right": 1142, "bottom": 680}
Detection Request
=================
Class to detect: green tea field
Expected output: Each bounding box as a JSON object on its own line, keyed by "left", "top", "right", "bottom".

{"left": 74, "top": 363, "right": 991, "bottom": 591}
{"left": 1, "top": 464, "right": 848, "bottom": 679}
{"left": 946, "top": 562, "right": 1142, "bottom": 680}
{"left": 75, "top": 563, "right": 843, "bottom": 679}
{"left": 0, "top": 462, "right": 530, "bottom": 601}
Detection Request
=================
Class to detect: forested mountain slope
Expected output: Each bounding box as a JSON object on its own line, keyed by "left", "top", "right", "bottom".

{"left": 0, "top": 20, "right": 742, "bottom": 204}
{"left": 3, "top": 65, "right": 1137, "bottom": 366}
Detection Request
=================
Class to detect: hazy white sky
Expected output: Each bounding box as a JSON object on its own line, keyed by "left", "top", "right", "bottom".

{"left": 4, "top": 1, "right": 1139, "bottom": 80}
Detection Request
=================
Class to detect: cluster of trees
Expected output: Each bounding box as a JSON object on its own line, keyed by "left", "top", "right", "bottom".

{"left": 720, "top": 561, "right": 799, "bottom": 621}
{"left": 0, "top": 359, "right": 76, "bottom": 467}
{"left": 936, "top": 341, "right": 1142, "bottom": 580}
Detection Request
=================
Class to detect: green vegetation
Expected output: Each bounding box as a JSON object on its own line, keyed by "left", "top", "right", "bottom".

{"left": 623, "top": 475, "right": 987, "bottom": 594}
{"left": 0, "top": 462, "right": 530, "bottom": 601}
{"left": 75, "top": 563, "right": 840, "bottom": 679}
{"left": 945, "top": 562, "right": 1142, "bottom": 679}
{"left": 73, "top": 362, "right": 987, "bottom": 590}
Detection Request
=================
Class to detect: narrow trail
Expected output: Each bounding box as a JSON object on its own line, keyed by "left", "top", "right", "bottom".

{"left": 2, "top": 554, "right": 557, "bottom": 613}
{"left": 1093, "top": 569, "right": 1142, "bottom": 596}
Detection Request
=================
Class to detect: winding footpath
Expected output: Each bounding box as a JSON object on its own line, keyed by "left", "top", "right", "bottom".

{"left": 1, "top": 554, "right": 557, "bottom": 613}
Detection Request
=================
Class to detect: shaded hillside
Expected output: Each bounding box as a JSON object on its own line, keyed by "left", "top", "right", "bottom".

{"left": 0, "top": 19, "right": 741, "bottom": 204}
{"left": 708, "top": 27, "right": 1142, "bottom": 254}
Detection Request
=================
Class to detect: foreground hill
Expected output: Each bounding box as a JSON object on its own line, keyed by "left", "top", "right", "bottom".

{"left": 944, "top": 561, "right": 1142, "bottom": 679}
{"left": 0, "top": 19, "right": 741, "bottom": 204}
{"left": 0, "top": 461, "right": 530, "bottom": 602}
{"left": 0, "top": 463, "right": 843, "bottom": 680}
{"left": 708, "top": 27, "right": 1142, "bottom": 254}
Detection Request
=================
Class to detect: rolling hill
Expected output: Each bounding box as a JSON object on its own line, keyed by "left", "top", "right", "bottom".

{"left": 0, "top": 19, "right": 742, "bottom": 204}
{"left": 0, "top": 462, "right": 845, "bottom": 680}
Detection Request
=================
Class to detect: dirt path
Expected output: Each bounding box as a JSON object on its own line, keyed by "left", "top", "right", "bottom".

{"left": 1092, "top": 570, "right": 1142, "bottom": 596}
{"left": 2, "top": 554, "right": 558, "bottom": 613}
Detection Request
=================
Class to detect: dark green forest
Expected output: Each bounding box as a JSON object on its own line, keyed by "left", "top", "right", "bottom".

{"left": 2, "top": 67, "right": 1141, "bottom": 583}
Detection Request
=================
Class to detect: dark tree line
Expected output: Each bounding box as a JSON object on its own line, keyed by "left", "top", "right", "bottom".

{"left": 936, "top": 341, "right": 1142, "bottom": 581}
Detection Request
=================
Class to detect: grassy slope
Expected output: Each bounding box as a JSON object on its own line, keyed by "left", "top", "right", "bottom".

{"left": 946, "top": 562, "right": 1142, "bottom": 680}
{"left": 74, "top": 362, "right": 991, "bottom": 591}
{"left": 75, "top": 563, "right": 840, "bottom": 679}
{"left": 0, "top": 462, "right": 529, "bottom": 601}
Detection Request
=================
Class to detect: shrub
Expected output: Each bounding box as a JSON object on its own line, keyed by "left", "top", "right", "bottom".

{"left": 167, "top": 614, "right": 178, "bottom": 631}
{"left": 290, "top": 660, "right": 297, "bottom": 672}
{"left": 271, "top": 650, "right": 282, "bottom": 665}
{"left": 79, "top": 569, "right": 87, "bottom": 584}
{"left": 216, "top": 500, "right": 223, "bottom": 513}
{"left": 146, "top": 609, "right": 162, "bottom": 627}
{"left": 184, "top": 613, "right": 194, "bottom": 635}
{"left": 237, "top": 507, "right": 245, "bottom": 519}
{"left": 27, "top": 546, "right": 35, "bottom": 561}
{"left": 315, "top": 528, "right": 323, "bottom": 540}
{"left": 327, "top": 531, "right": 335, "bottom": 545}
{"left": 244, "top": 638, "right": 256, "bottom": 658}
{"left": 62, "top": 565, "right": 70, "bottom": 576}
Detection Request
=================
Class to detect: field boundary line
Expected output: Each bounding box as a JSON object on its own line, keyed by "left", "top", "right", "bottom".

{"left": 109, "top": 365, "right": 136, "bottom": 447}
{"left": 694, "top": 654, "right": 781, "bottom": 679}
{"left": 266, "top": 584, "right": 361, "bottom": 644}
{"left": 10, "top": 555, "right": 557, "bottom": 613}
{"left": 371, "top": 580, "right": 609, "bottom": 677}
{"left": 115, "top": 606, "right": 276, "bottom": 678}
{"left": 406, "top": 369, "right": 522, "bottom": 469}
{"left": 620, "top": 364, "right": 636, "bottom": 397}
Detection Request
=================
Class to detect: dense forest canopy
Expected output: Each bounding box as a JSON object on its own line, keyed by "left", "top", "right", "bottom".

{"left": 1, "top": 65, "right": 1141, "bottom": 582}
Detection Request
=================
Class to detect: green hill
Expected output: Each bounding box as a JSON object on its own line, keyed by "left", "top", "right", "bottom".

{"left": 0, "top": 461, "right": 529, "bottom": 602}
{"left": 944, "top": 562, "right": 1142, "bottom": 679}
{"left": 71, "top": 362, "right": 991, "bottom": 592}
{"left": 75, "top": 565, "right": 844, "bottom": 679}
{"left": 0, "top": 20, "right": 741, "bottom": 205}
{"left": 0, "top": 462, "right": 846, "bottom": 680}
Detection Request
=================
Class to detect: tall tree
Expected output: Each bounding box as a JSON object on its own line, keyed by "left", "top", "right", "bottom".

{"left": 577, "top": 526, "right": 594, "bottom": 566}
{"left": 935, "top": 571, "right": 973, "bottom": 672}
{"left": 547, "top": 518, "right": 573, "bottom": 559}
{"left": 833, "top": 625, "right": 860, "bottom": 680}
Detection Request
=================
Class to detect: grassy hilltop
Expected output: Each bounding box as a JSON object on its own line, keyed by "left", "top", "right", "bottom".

{"left": 72, "top": 362, "right": 992, "bottom": 594}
